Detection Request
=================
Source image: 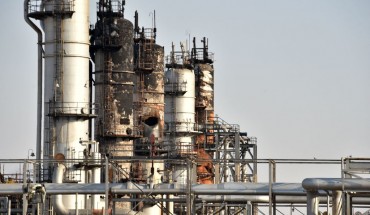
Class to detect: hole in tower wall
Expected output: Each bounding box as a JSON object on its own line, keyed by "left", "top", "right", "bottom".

{"left": 144, "top": 117, "right": 158, "bottom": 126}
{"left": 120, "top": 118, "right": 130, "bottom": 125}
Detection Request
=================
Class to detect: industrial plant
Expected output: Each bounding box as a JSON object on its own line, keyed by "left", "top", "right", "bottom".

{"left": 0, "top": 0, "right": 369, "bottom": 214}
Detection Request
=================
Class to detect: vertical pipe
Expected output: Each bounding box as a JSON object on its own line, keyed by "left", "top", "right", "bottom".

{"left": 92, "top": 152, "right": 101, "bottom": 211}
{"left": 186, "top": 159, "right": 191, "bottom": 215}
{"left": 332, "top": 190, "right": 342, "bottom": 215}
{"left": 24, "top": 0, "right": 43, "bottom": 183}
{"left": 234, "top": 132, "right": 240, "bottom": 182}
{"left": 104, "top": 156, "right": 109, "bottom": 215}
{"left": 252, "top": 143, "right": 258, "bottom": 214}
{"left": 7, "top": 199, "right": 11, "bottom": 215}
{"left": 268, "top": 160, "right": 274, "bottom": 215}
{"left": 75, "top": 193, "right": 79, "bottom": 215}
{"left": 22, "top": 161, "right": 27, "bottom": 215}
{"left": 346, "top": 194, "right": 352, "bottom": 215}
{"left": 326, "top": 194, "right": 329, "bottom": 215}
{"left": 201, "top": 201, "right": 206, "bottom": 215}
{"left": 307, "top": 191, "right": 319, "bottom": 215}
{"left": 52, "top": 164, "right": 69, "bottom": 214}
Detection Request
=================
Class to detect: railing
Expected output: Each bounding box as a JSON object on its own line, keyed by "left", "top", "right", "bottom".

{"left": 47, "top": 102, "right": 97, "bottom": 116}
{"left": 164, "top": 82, "right": 187, "bottom": 94}
{"left": 96, "top": 0, "right": 123, "bottom": 15}
{"left": 165, "top": 52, "right": 191, "bottom": 66}
{"left": 134, "top": 28, "right": 155, "bottom": 40}
{"left": 192, "top": 49, "right": 214, "bottom": 62}
{"left": 100, "top": 125, "right": 142, "bottom": 138}
{"left": 165, "top": 121, "right": 197, "bottom": 133}
{"left": 213, "top": 116, "right": 240, "bottom": 132}
{"left": 94, "top": 35, "right": 121, "bottom": 48}
{"left": 28, "top": 0, "right": 74, "bottom": 14}
{"left": 342, "top": 157, "right": 370, "bottom": 178}
{"left": 175, "top": 142, "right": 195, "bottom": 157}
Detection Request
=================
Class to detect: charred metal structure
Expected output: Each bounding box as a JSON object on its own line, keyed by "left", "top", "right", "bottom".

{"left": 0, "top": 0, "right": 367, "bottom": 215}
{"left": 191, "top": 37, "right": 216, "bottom": 185}
{"left": 91, "top": 0, "right": 136, "bottom": 181}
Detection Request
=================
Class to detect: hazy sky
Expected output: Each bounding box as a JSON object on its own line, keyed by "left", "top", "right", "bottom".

{"left": 0, "top": 1, "right": 369, "bottom": 182}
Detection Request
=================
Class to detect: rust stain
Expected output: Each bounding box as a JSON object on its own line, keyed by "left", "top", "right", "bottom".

{"left": 196, "top": 148, "right": 214, "bottom": 184}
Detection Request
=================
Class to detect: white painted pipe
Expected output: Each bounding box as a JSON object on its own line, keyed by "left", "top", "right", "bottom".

{"left": 52, "top": 164, "right": 69, "bottom": 215}
{"left": 8, "top": 199, "right": 11, "bottom": 215}
{"left": 24, "top": 0, "right": 43, "bottom": 182}
{"left": 307, "top": 191, "right": 319, "bottom": 215}
{"left": 302, "top": 178, "right": 370, "bottom": 191}
{"left": 302, "top": 178, "right": 370, "bottom": 215}
{"left": 332, "top": 190, "right": 342, "bottom": 215}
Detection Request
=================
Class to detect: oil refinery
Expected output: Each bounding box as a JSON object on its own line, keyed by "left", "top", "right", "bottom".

{"left": 0, "top": 0, "right": 369, "bottom": 214}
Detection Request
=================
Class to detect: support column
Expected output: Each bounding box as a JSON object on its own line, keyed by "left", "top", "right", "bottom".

{"left": 307, "top": 191, "right": 319, "bottom": 215}
{"left": 22, "top": 161, "right": 28, "bottom": 215}
{"left": 332, "top": 190, "right": 342, "bottom": 215}
{"left": 234, "top": 132, "right": 240, "bottom": 182}
{"left": 268, "top": 160, "right": 275, "bottom": 215}
{"left": 104, "top": 156, "right": 109, "bottom": 215}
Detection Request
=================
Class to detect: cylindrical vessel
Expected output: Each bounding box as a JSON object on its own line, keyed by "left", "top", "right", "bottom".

{"left": 195, "top": 63, "right": 215, "bottom": 145}
{"left": 94, "top": 17, "right": 135, "bottom": 172}
{"left": 42, "top": 0, "right": 90, "bottom": 211}
{"left": 164, "top": 55, "right": 196, "bottom": 191}
{"left": 140, "top": 44, "right": 165, "bottom": 145}
{"left": 148, "top": 44, "right": 164, "bottom": 185}
{"left": 194, "top": 62, "right": 215, "bottom": 185}
{"left": 92, "top": 9, "right": 135, "bottom": 211}
{"left": 133, "top": 44, "right": 164, "bottom": 184}
{"left": 164, "top": 67, "right": 195, "bottom": 157}
{"left": 94, "top": 18, "right": 135, "bottom": 140}
{"left": 132, "top": 39, "right": 165, "bottom": 213}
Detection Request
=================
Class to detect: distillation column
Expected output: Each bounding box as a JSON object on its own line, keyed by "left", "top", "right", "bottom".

{"left": 27, "top": 0, "right": 98, "bottom": 213}
{"left": 133, "top": 11, "right": 165, "bottom": 214}
{"left": 192, "top": 37, "right": 215, "bottom": 184}
{"left": 91, "top": 0, "right": 135, "bottom": 212}
{"left": 92, "top": 0, "right": 136, "bottom": 178}
{"left": 164, "top": 43, "right": 197, "bottom": 214}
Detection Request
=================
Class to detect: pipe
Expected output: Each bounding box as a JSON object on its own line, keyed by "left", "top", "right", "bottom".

{"left": 91, "top": 152, "right": 101, "bottom": 212}
{"left": 24, "top": 0, "right": 43, "bottom": 182}
{"left": 302, "top": 178, "right": 370, "bottom": 191}
{"left": 333, "top": 190, "right": 342, "bottom": 215}
{"left": 197, "top": 195, "right": 315, "bottom": 203}
{"left": 1, "top": 182, "right": 370, "bottom": 205}
{"left": 307, "top": 191, "right": 319, "bottom": 215}
{"left": 302, "top": 178, "right": 370, "bottom": 215}
{"left": 104, "top": 155, "right": 109, "bottom": 215}
{"left": 0, "top": 182, "right": 304, "bottom": 195}
{"left": 8, "top": 199, "right": 11, "bottom": 215}
{"left": 22, "top": 161, "right": 28, "bottom": 215}
{"left": 52, "top": 164, "right": 69, "bottom": 215}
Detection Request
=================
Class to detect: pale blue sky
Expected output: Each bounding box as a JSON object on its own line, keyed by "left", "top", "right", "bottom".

{"left": 0, "top": 1, "right": 369, "bottom": 182}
